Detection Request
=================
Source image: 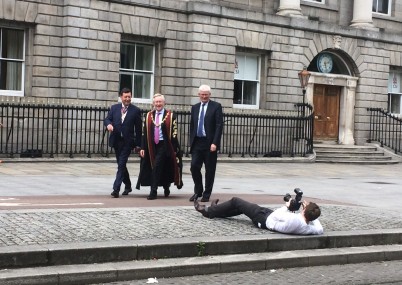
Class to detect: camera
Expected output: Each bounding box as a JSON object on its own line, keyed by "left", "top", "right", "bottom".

{"left": 283, "top": 188, "right": 303, "bottom": 212}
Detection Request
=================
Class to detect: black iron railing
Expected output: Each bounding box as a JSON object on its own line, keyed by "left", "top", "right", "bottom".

{"left": 367, "top": 107, "right": 402, "bottom": 154}
{"left": 0, "top": 102, "right": 314, "bottom": 158}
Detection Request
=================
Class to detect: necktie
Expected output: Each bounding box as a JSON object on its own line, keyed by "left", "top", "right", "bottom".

{"left": 197, "top": 103, "right": 205, "bottom": 137}
{"left": 121, "top": 106, "right": 128, "bottom": 123}
{"left": 154, "top": 112, "right": 160, "bottom": 144}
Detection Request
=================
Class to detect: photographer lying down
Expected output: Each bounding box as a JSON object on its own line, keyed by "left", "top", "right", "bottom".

{"left": 194, "top": 188, "right": 323, "bottom": 235}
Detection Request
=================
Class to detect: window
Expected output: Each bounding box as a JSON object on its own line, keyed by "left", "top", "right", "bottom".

{"left": 388, "top": 71, "right": 402, "bottom": 114}
{"left": 373, "top": 0, "right": 391, "bottom": 15}
{"left": 119, "top": 42, "right": 154, "bottom": 102}
{"left": 233, "top": 53, "right": 260, "bottom": 108}
{"left": 0, "top": 27, "right": 25, "bottom": 96}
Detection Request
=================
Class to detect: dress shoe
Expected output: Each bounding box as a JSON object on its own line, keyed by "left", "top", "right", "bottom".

{"left": 189, "top": 193, "right": 202, "bottom": 202}
{"left": 111, "top": 190, "right": 119, "bottom": 198}
{"left": 164, "top": 188, "right": 170, "bottom": 197}
{"left": 122, "top": 188, "right": 132, "bottom": 195}
{"left": 210, "top": 199, "right": 219, "bottom": 206}
{"left": 194, "top": 201, "right": 209, "bottom": 218}
{"left": 147, "top": 195, "right": 157, "bottom": 200}
{"left": 201, "top": 197, "right": 209, "bottom": 202}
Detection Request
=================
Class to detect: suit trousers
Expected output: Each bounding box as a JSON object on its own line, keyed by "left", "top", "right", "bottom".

{"left": 190, "top": 137, "right": 217, "bottom": 199}
{"left": 207, "top": 197, "right": 273, "bottom": 229}
{"left": 113, "top": 138, "right": 132, "bottom": 191}
{"left": 150, "top": 141, "right": 168, "bottom": 195}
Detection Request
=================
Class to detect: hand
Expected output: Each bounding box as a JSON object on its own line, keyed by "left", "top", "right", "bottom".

{"left": 139, "top": 150, "right": 145, "bottom": 158}
{"left": 106, "top": 124, "right": 113, "bottom": 132}
{"left": 210, "top": 144, "right": 217, "bottom": 152}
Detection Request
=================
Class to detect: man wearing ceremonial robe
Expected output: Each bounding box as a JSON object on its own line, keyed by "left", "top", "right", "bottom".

{"left": 136, "top": 94, "right": 183, "bottom": 199}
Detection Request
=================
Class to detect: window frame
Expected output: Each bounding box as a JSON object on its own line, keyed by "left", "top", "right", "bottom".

{"left": 388, "top": 71, "right": 402, "bottom": 114}
{"left": 119, "top": 41, "right": 155, "bottom": 104}
{"left": 233, "top": 52, "right": 261, "bottom": 110}
{"left": 302, "top": 0, "right": 325, "bottom": 4}
{"left": 0, "top": 27, "right": 25, "bottom": 97}
{"left": 372, "top": 0, "right": 391, "bottom": 16}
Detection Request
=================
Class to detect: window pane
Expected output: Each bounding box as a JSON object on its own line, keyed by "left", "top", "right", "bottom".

{"left": 234, "top": 55, "right": 245, "bottom": 80}
{"left": 233, "top": 80, "right": 242, "bottom": 104}
{"left": 378, "top": 0, "right": 389, "bottom": 13}
{"left": 120, "top": 43, "right": 135, "bottom": 69}
{"left": 390, "top": 94, "right": 401, "bottom": 113}
{"left": 1, "top": 28, "right": 24, "bottom": 59}
{"left": 244, "top": 55, "right": 258, "bottom": 80}
{"left": 243, "top": 81, "right": 257, "bottom": 105}
{"left": 389, "top": 72, "right": 400, "bottom": 93}
{"left": 135, "top": 45, "right": 153, "bottom": 71}
{"left": 133, "top": 73, "right": 151, "bottom": 99}
{"left": 119, "top": 73, "right": 133, "bottom": 94}
{"left": 0, "top": 61, "right": 22, "bottom": 90}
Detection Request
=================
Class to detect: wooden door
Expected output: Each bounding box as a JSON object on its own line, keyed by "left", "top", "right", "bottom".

{"left": 313, "top": 84, "right": 340, "bottom": 139}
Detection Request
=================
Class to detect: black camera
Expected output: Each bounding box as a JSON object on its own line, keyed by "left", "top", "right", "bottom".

{"left": 283, "top": 188, "right": 303, "bottom": 212}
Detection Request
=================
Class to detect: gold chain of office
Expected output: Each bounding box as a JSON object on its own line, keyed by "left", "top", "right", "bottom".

{"left": 151, "top": 111, "right": 170, "bottom": 127}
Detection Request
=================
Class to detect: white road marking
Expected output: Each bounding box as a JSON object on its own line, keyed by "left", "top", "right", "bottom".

{"left": 0, "top": 202, "right": 104, "bottom": 207}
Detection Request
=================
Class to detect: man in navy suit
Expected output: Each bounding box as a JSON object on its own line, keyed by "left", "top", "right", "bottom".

{"left": 189, "top": 84, "right": 223, "bottom": 202}
{"left": 104, "top": 88, "right": 142, "bottom": 198}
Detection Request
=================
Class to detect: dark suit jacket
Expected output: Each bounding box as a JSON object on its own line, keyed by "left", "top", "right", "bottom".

{"left": 190, "top": 100, "right": 223, "bottom": 152}
{"left": 104, "top": 103, "right": 142, "bottom": 148}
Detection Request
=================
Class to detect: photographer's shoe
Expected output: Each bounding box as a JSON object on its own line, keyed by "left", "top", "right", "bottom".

{"left": 210, "top": 199, "right": 219, "bottom": 206}
{"left": 194, "top": 201, "right": 209, "bottom": 218}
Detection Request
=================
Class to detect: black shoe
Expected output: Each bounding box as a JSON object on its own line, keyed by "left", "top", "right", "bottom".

{"left": 210, "top": 199, "right": 219, "bottom": 206}
{"left": 122, "top": 188, "right": 132, "bottom": 195}
{"left": 111, "top": 190, "right": 119, "bottom": 198}
{"left": 194, "top": 201, "right": 209, "bottom": 218}
{"left": 189, "top": 193, "right": 202, "bottom": 202}
{"left": 201, "top": 197, "right": 209, "bottom": 202}
{"left": 164, "top": 188, "right": 170, "bottom": 197}
{"left": 147, "top": 195, "right": 157, "bottom": 200}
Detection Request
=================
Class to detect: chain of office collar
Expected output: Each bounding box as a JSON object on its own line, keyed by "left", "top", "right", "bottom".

{"left": 151, "top": 111, "right": 169, "bottom": 127}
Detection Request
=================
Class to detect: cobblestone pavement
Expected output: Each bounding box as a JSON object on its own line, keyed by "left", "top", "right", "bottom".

{"left": 0, "top": 204, "right": 401, "bottom": 247}
{"left": 91, "top": 260, "right": 402, "bottom": 285}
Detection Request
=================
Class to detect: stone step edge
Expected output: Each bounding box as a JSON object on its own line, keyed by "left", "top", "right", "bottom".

{"left": 1, "top": 229, "right": 401, "bottom": 270}
{"left": 1, "top": 244, "right": 402, "bottom": 285}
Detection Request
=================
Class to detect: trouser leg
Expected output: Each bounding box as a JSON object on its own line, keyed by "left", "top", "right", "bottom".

{"left": 203, "top": 151, "right": 217, "bottom": 199}
{"left": 208, "top": 197, "right": 272, "bottom": 228}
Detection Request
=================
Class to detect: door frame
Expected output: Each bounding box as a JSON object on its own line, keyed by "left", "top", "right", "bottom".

{"left": 305, "top": 73, "right": 359, "bottom": 145}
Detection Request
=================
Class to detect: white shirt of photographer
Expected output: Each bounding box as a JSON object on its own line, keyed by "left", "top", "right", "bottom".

{"left": 266, "top": 206, "right": 324, "bottom": 235}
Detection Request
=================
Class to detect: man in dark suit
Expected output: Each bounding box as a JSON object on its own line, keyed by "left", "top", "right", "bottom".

{"left": 189, "top": 84, "right": 223, "bottom": 202}
{"left": 104, "top": 88, "right": 142, "bottom": 198}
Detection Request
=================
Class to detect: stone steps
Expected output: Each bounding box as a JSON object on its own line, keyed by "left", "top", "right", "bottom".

{"left": 1, "top": 229, "right": 402, "bottom": 284}
{"left": 314, "top": 144, "right": 399, "bottom": 164}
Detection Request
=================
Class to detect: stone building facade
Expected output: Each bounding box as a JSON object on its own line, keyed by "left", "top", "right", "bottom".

{"left": 1, "top": 0, "right": 402, "bottom": 145}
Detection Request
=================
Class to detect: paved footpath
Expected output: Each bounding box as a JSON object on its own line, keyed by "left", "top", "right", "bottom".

{"left": 1, "top": 160, "right": 402, "bottom": 284}
{"left": 0, "top": 160, "right": 402, "bottom": 247}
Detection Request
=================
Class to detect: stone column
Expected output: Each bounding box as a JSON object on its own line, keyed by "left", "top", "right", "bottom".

{"left": 350, "top": 0, "right": 378, "bottom": 31}
{"left": 276, "top": 0, "right": 305, "bottom": 18}
{"left": 338, "top": 80, "right": 357, "bottom": 145}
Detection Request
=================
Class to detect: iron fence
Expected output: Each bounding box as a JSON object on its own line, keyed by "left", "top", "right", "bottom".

{"left": 367, "top": 108, "right": 402, "bottom": 154}
{"left": 0, "top": 102, "right": 313, "bottom": 159}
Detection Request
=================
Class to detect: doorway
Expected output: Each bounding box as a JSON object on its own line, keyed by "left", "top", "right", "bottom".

{"left": 313, "top": 84, "right": 341, "bottom": 140}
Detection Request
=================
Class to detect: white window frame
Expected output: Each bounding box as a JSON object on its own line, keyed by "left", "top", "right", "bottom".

{"left": 303, "top": 0, "right": 325, "bottom": 4}
{"left": 233, "top": 52, "right": 261, "bottom": 109}
{"left": 388, "top": 71, "right": 402, "bottom": 114}
{"left": 372, "top": 0, "right": 391, "bottom": 16}
{"left": 0, "top": 27, "right": 25, "bottom": 97}
{"left": 119, "top": 41, "right": 155, "bottom": 104}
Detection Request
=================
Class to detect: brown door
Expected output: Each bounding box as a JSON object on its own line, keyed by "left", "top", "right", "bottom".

{"left": 313, "top": 84, "right": 340, "bottom": 139}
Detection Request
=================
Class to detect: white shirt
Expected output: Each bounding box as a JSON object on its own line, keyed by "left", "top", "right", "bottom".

{"left": 266, "top": 206, "right": 324, "bottom": 235}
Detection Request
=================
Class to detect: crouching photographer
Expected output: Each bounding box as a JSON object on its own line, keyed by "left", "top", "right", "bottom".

{"left": 194, "top": 188, "right": 323, "bottom": 235}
